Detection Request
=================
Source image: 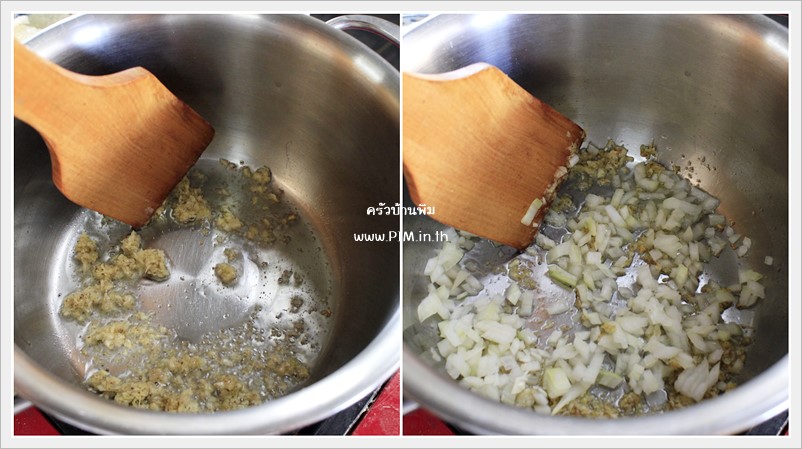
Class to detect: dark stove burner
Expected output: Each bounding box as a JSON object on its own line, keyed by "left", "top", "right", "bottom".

{"left": 743, "top": 410, "right": 789, "bottom": 436}
{"left": 290, "top": 386, "right": 382, "bottom": 436}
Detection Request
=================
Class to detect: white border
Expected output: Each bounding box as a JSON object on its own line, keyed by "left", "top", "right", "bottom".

{"left": 2, "top": 1, "right": 800, "bottom": 448}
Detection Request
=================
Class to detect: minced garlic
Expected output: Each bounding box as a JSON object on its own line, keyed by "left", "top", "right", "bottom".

{"left": 172, "top": 177, "right": 211, "bottom": 224}
{"left": 214, "top": 262, "right": 238, "bottom": 285}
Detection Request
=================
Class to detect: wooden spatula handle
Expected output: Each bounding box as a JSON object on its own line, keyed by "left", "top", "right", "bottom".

{"left": 14, "top": 39, "right": 214, "bottom": 228}
{"left": 14, "top": 39, "right": 147, "bottom": 148}
{"left": 15, "top": 38, "right": 77, "bottom": 128}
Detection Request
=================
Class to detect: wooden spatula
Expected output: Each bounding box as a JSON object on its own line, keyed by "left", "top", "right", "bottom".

{"left": 403, "top": 63, "right": 585, "bottom": 250}
{"left": 14, "top": 39, "right": 214, "bottom": 228}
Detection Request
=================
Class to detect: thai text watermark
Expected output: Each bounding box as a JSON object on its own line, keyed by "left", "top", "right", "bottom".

{"left": 367, "top": 203, "right": 435, "bottom": 216}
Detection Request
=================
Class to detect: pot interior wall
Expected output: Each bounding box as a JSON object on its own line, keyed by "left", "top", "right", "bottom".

{"left": 403, "top": 13, "right": 787, "bottom": 411}
{"left": 15, "top": 14, "right": 399, "bottom": 394}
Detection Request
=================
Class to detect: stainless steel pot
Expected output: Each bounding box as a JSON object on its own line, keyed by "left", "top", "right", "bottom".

{"left": 403, "top": 14, "right": 788, "bottom": 435}
{"left": 15, "top": 14, "right": 399, "bottom": 434}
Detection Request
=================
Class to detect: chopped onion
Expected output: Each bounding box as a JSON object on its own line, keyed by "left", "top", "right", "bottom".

{"left": 543, "top": 367, "right": 571, "bottom": 399}
{"left": 708, "top": 214, "right": 725, "bottom": 226}
{"left": 546, "top": 300, "right": 570, "bottom": 316}
{"left": 475, "top": 320, "right": 517, "bottom": 345}
{"left": 518, "top": 291, "right": 535, "bottom": 317}
{"left": 663, "top": 196, "right": 702, "bottom": 217}
{"left": 551, "top": 384, "right": 587, "bottom": 415}
{"left": 597, "top": 370, "right": 624, "bottom": 389}
{"left": 644, "top": 337, "right": 682, "bottom": 360}
{"left": 738, "top": 269, "right": 763, "bottom": 284}
{"left": 417, "top": 285, "right": 447, "bottom": 322}
{"left": 640, "top": 369, "right": 664, "bottom": 395}
{"left": 582, "top": 351, "right": 605, "bottom": 385}
{"left": 568, "top": 154, "right": 580, "bottom": 167}
{"left": 505, "top": 282, "right": 522, "bottom": 305}
{"left": 521, "top": 198, "right": 544, "bottom": 226}
{"left": 547, "top": 265, "right": 578, "bottom": 289}
{"left": 653, "top": 233, "right": 682, "bottom": 256}
{"left": 736, "top": 237, "right": 752, "bottom": 257}
{"left": 674, "top": 361, "right": 720, "bottom": 402}
{"left": 417, "top": 142, "right": 767, "bottom": 416}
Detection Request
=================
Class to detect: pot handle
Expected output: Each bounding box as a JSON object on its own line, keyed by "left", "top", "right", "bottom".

{"left": 14, "top": 395, "right": 33, "bottom": 415}
{"left": 325, "top": 15, "right": 400, "bottom": 47}
{"left": 402, "top": 399, "right": 420, "bottom": 415}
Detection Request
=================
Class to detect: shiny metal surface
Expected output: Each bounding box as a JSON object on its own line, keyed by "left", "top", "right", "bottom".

{"left": 326, "top": 14, "right": 400, "bottom": 45}
{"left": 15, "top": 14, "right": 399, "bottom": 434}
{"left": 403, "top": 14, "right": 788, "bottom": 434}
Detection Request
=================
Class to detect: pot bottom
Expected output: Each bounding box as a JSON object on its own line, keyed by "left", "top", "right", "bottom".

{"left": 38, "top": 157, "right": 336, "bottom": 411}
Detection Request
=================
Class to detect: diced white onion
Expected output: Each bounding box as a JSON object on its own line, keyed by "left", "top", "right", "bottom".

{"left": 417, "top": 143, "right": 766, "bottom": 416}
{"left": 674, "top": 361, "right": 720, "bottom": 402}
{"left": 546, "top": 300, "right": 570, "bottom": 316}
{"left": 520, "top": 197, "right": 544, "bottom": 226}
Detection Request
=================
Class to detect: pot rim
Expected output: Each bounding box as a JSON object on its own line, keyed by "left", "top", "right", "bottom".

{"left": 15, "top": 315, "right": 399, "bottom": 435}
{"left": 14, "top": 12, "right": 401, "bottom": 435}
{"left": 403, "top": 347, "right": 787, "bottom": 435}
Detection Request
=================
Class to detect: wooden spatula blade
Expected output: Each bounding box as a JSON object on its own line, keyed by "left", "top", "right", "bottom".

{"left": 47, "top": 68, "right": 215, "bottom": 228}
{"left": 14, "top": 40, "right": 214, "bottom": 228}
{"left": 403, "top": 63, "right": 584, "bottom": 250}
